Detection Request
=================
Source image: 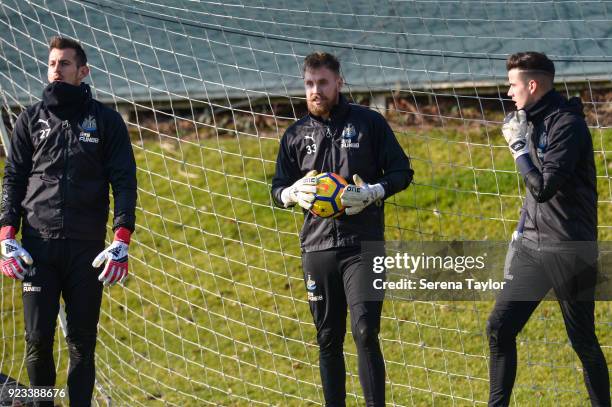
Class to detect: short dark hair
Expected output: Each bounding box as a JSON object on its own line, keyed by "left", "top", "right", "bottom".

{"left": 303, "top": 52, "right": 340, "bottom": 75}
{"left": 506, "top": 52, "right": 555, "bottom": 78}
{"left": 48, "top": 36, "right": 87, "bottom": 67}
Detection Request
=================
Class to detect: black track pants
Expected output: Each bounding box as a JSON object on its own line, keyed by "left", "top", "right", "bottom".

{"left": 302, "top": 246, "right": 385, "bottom": 407}
{"left": 487, "top": 242, "right": 610, "bottom": 407}
{"left": 21, "top": 238, "right": 105, "bottom": 407}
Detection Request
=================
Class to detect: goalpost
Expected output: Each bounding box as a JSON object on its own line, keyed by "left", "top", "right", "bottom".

{"left": 0, "top": 1, "right": 610, "bottom": 405}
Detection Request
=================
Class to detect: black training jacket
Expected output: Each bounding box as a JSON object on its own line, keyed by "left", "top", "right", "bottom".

{"left": 521, "top": 90, "right": 597, "bottom": 243}
{"left": 1, "top": 82, "right": 137, "bottom": 241}
{"left": 271, "top": 94, "right": 413, "bottom": 252}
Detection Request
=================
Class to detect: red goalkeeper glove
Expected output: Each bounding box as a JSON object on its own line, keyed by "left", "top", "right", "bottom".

{"left": 0, "top": 226, "right": 33, "bottom": 280}
{"left": 92, "top": 227, "right": 131, "bottom": 286}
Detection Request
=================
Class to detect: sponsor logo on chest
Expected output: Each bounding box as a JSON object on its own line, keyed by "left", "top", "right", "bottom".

{"left": 37, "top": 118, "right": 51, "bottom": 140}
{"left": 340, "top": 123, "right": 359, "bottom": 149}
{"left": 79, "top": 115, "right": 99, "bottom": 143}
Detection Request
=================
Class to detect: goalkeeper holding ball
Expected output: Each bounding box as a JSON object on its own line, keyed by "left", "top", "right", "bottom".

{"left": 0, "top": 37, "right": 137, "bottom": 406}
{"left": 271, "top": 52, "right": 413, "bottom": 406}
{"left": 488, "top": 52, "right": 610, "bottom": 406}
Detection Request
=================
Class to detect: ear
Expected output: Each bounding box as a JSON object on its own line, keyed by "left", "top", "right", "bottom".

{"left": 528, "top": 79, "right": 538, "bottom": 95}
{"left": 78, "top": 64, "right": 90, "bottom": 82}
{"left": 337, "top": 74, "right": 344, "bottom": 90}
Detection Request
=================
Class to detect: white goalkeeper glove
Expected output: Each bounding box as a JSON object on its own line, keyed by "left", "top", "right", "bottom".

{"left": 281, "top": 170, "right": 319, "bottom": 210}
{"left": 93, "top": 227, "right": 131, "bottom": 286}
{"left": 340, "top": 174, "right": 385, "bottom": 216}
{"left": 0, "top": 226, "right": 33, "bottom": 280}
{"left": 502, "top": 110, "right": 532, "bottom": 160}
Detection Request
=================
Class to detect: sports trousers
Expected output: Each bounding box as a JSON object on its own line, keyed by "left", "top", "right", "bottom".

{"left": 487, "top": 241, "right": 610, "bottom": 406}
{"left": 21, "top": 237, "right": 105, "bottom": 407}
{"left": 302, "top": 246, "right": 385, "bottom": 407}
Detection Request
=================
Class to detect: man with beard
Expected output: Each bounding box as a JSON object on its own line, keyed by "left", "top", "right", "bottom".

{"left": 0, "top": 36, "right": 137, "bottom": 406}
{"left": 488, "top": 51, "right": 610, "bottom": 406}
{"left": 271, "top": 52, "right": 413, "bottom": 406}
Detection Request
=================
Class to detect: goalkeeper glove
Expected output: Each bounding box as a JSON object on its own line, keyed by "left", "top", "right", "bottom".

{"left": 281, "top": 170, "right": 319, "bottom": 210}
{"left": 502, "top": 110, "right": 532, "bottom": 160}
{"left": 0, "top": 226, "right": 33, "bottom": 280}
{"left": 93, "top": 227, "right": 131, "bottom": 286}
{"left": 340, "top": 174, "right": 385, "bottom": 216}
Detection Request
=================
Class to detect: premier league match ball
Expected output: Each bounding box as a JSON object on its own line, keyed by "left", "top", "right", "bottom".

{"left": 310, "top": 172, "right": 348, "bottom": 218}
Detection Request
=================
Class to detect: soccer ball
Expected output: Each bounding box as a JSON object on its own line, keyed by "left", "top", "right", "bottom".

{"left": 310, "top": 172, "right": 348, "bottom": 218}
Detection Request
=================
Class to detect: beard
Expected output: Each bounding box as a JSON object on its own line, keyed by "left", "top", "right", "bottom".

{"left": 307, "top": 94, "right": 338, "bottom": 117}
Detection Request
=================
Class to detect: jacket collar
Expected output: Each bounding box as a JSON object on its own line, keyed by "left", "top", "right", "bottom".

{"left": 525, "top": 89, "right": 563, "bottom": 125}
{"left": 42, "top": 81, "right": 92, "bottom": 121}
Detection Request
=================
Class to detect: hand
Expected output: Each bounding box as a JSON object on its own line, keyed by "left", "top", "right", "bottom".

{"left": 281, "top": 170, "right": 319, "bottom": 210}
{"left": 93, "top": 227, "right": 131, "bottom": 286}
{"left": 502, "top": 110, "right": 532, "bottom": 160}
{"left": 0, "top": 226, "right": 33, "bottom": 280}
{"left": 340, "top": 174, "right": 385, "bottom": 215}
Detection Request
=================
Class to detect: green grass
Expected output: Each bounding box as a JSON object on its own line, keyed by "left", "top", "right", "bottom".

{"left": 1, "top": 125, "right": 611, "bottom": 406}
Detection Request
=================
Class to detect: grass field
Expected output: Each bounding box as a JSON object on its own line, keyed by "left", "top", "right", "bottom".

{"left": 1, "top": 124, "right": 611, "bottom": 406}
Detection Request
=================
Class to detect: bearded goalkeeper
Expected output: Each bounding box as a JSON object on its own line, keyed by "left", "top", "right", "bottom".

{"left": 271, "top": 52, "right": 413, "bottom": 406}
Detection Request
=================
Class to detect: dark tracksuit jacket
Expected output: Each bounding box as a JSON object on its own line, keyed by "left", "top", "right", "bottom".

{"left": 518, "top": 90, "right": 597, "bottom": 244}
{"left": 0, "top": 82, "right": 137, "bottom": 240}
{"left": 271, "top": 94, "right": 413, "bottom": 252}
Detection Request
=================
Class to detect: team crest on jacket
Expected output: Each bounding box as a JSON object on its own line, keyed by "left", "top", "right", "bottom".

{"left": 340, "top": 123, "right": 359, "bottom": 148}
{"left": 79, "top": 115, "right": 99, "bottom": 143}
{"left": 80, "top": 115, "right": 97, "bottom": 132}
{"left": 537, "top": 130, "right": 547, "bottom": 160}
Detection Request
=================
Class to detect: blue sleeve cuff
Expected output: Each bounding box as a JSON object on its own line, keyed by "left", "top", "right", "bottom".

{"left": 515, "top": 154, "right": 536, "bottom": 177}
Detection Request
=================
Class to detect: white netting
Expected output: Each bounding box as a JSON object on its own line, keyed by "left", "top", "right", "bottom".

{"left": 0, "top": 0, "right": 610, "bottom": 405}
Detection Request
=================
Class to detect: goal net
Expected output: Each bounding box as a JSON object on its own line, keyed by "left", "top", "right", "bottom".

{"left": 0, "top": 1, "right": 610, "bottom": 405}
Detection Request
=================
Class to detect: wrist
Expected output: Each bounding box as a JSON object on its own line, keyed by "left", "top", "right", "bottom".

{"left": 0, "top": 226, "right": 16, "bottom": 241}
{"left": 114, "top": 227, "right": 131, "bottom": 244}
{"left": 515, "top": 153, "right": 534, "bottom": 175}
{"left": 371, "top": 183, "right": 385, "bottom": 200}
